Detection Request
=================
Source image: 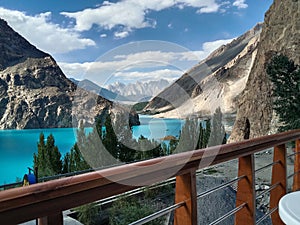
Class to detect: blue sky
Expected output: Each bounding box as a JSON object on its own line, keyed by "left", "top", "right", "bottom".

{"left": 0, "top": 0, "right": 273, "bottom": 85}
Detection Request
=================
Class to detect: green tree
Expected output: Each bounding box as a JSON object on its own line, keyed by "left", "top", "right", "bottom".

{"left": 204, "top": 119, "right": 211, "bottom": 147}
{"left": 62, "top": 143, "right": 90, "bottom": 173}
{"left": 175, "top": 118, "right": 211, "bottom": 153}
{"left": 135, "top": 135, "right": 164, "bottom": 161}
{"left": 169, "top": 138, "right": 179, "bottom": 154}
{"left": 71, "top": 143, "right": 90, "bottom": 171}
{"left": 34, "top": 133, "right": 62, "bottom": 177}
{"left": 75, "top": 116, "right": 120, "bottom": 169}
{"left": 208, "top": 107, "right": 226, "bottom": 147}
{"left": 33, "top": 133, "right": 46, "bottom": 175}
{"left": 46, "top": 134, "right": 62, "bottom": 175}
{"left": 176, "top": 118, "right": 200, "bottom": 153}
{"left": 102, "top": 114, "right": 119, "bottom": 159}
{"left": 113, "top": 113, "right": 138, "bottom": 162}
{"left": 267, "top": 54, "right": 300, "bottom": 131}
{"left": 62, "top": 152, "right": 71, "bottom": 174}
{"left": 196, "top": 122, "right": 206, "bottom": 149}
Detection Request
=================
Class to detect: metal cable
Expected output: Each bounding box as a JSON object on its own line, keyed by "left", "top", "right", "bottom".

{"left": 197, "top": 176, "right": 245, "bottom": 199}
{"left": 209, "top": 203, "right": 246, "bottom": 225}
{"left": 256, "top": 207, "right": 278, "bottom": 224}
{"left": 129, "top": 201, "right": 186, "bottom": 225}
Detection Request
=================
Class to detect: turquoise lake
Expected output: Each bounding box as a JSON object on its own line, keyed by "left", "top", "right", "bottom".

{"left": 0, "top": 115, "right": 183, "bottom": 185}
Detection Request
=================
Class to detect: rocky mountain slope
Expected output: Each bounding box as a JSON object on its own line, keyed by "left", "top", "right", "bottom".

{"left": 108, "top": 79, "right": 170, "bottom": 102}
{"left": 144, "top": 23, "right": 262, "bottom": 118}
{"left": 0, "top": 18, "right": 113, "bottom": 129}
{"left": 229, "top": 0, "right": 300, "bottom": 142}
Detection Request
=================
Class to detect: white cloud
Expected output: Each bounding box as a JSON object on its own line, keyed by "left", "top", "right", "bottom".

{"left": 114, "top": 30, "right": 130, "bottom": 39}
{"left": 168, "top": 23, "right": 173, "bottom": 29}
{"left": 114, "top": 51, "right": 181, "bottom": 63}
{"left": 0, "top": 7, "right": 96, "bottom": 54}
{"left": 100, "top": 33, "right": 107, "bottom": 38}
{"left": 61, "top": 0, "right": 223, "bottom": 36}
{"left": 202, "top": 39, "right": 234, "bottom": 53}
{"left": 132, "top": 0, "right": 175, "bottom": 11}
{"left": 58, "top": 38, "right": 233, "bottom": 83}
{"left": 175, "top": 0, "right": 221, "bottom": 13}
{"left": 233, "top": 0, "right": 248, "bottom": 9}
{"left": 114, "top": 69, "right": 183, "bottom": 82}
{"left": 61, "top": 1, "right": 149, "bottom": 32}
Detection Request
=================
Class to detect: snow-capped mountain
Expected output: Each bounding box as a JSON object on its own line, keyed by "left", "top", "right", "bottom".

{"left": 107, "top": 79, "right": 170, "bottom": 102}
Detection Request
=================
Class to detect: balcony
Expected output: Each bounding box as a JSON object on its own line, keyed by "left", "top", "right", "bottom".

{"left": 0, "top": 130, "right": 300, "bottom": 225}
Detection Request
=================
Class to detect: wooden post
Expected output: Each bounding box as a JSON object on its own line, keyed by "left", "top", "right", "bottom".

{"left": 38, "top": 212, "right": 63, "bottom": 225}
{"left": 174, "top": 169, "right": 197, "bottom": 225}
{"left": 235, "top": 154, "right": 255, "bottom": 225}
{"left": 293, "top": 139, "right": 300, "bottom": 191}
{"left": 270, "top": 144, "right": 286, "bottom": 225}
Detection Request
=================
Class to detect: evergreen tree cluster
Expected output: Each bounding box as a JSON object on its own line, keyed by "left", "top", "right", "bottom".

{"left": 77, "top": 113, "right": 170, "bottom": 167}
{"left": 34, "top": 133, "right": 90, "bottom": 178}
{"left": 33, "top": 133, "right": 63, "bottom": 177}
{"left": 33, "top": 107, "right": 227, "bottom": 178}
{"left": 267, "top": 54, "right": 300, "bottom": 131}
{"left": 62, "top": 143, "right": 90, "bottom": 174}
{"left": 208, "top": 107, "right": 227, "bottom": 147}
{"left": 175, "top": 118, "right": 210, "bottom": 153}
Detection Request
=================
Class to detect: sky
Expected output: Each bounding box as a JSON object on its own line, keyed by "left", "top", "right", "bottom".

{"left": 0, "top": 0, "right": 273, "bottom": 86}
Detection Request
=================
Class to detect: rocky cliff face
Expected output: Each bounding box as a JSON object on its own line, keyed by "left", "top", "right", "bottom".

{"left": 0, "top": 18, "right": 113, "bottom": 129}
{"left": 229, "top": 0, "right": 300, "bottom": 142}
{"left": 145, "top": 23, "right": 262, "bottom": 118}
{"left": 0, "top": 19, "right": 48, "bottom": 70}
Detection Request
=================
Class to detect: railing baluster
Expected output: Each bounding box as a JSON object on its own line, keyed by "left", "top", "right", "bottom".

{"left": 293, "top": 139, "right": 300, "bottom": 191}
{"left": 38, "top": 212, "right": 63, "bottom": 225}
{"left": 270, "top": 144, "right": 286, "bottom": 225}
{"left": 174, "top": 169, "right": 197, "bottom": 225}
{"left": 235, "top": 154, "right": 255, "bottom": 225}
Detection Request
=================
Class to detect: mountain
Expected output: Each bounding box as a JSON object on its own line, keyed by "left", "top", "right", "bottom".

{"left": 69, "top": 78, "right": 129, "bottom": 102}
{"left": 0, "top": 18, "right": 114, "bottom": 129}
{"left": 229, "top": 0, "right": 300, "bottom": 142}
{"left": 107, "top": 79, "right": 170, "bottom": 102}
{"left": 144, "top": 23, "right": 262, "bottom": 118}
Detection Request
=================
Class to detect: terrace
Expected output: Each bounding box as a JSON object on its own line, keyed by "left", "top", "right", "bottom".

{"left": 0, "top": 129, "right": 299, "bottom": 225}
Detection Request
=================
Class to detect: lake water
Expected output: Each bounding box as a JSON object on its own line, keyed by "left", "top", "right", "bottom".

{"left": 0, "top": 115, "right": 183, "bottom": 185}
{"left": 132, "top": 115, "right": 183, "bottom": 140}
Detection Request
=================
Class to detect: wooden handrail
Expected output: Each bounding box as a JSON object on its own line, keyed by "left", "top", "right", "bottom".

{"left": 1, "top": 129, "right": 300, "bottom": 225}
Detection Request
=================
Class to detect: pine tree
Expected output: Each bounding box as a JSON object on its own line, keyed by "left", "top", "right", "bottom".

{"left": 111, "top": 113, "right": 137, "bottom": 163}
{"left": 196, "top": 122, "right": 205, "bottom": 149}
{"left": 169, "top": 139, "right": 178, "bottom": 154}
{"left": 267, "top": 54, "right": 300, "bottom": 131}
{"left": 70, "top": 143, "right": 90, "bottom": 172}
{"left": 34, "top": 133, "right": 50, "bottom": 177}
{"left": 208, "top": 107, "right": 226, "bottom": 147}
{"left": 203, "top": 119, "right": 211, "bottom": 147}
{"left": 102, "top": 114, "right": 119, "bottom": 159}
{"left": 46, "top": 134, "right": 62, "bottom": 175}
{"left": 135, "top": 135, "right": 163, "bottom": 161}
{"left": 176, "top": 118, "right": 200, "bottom": 153}
{"left": 34, "top": 133, "right": 62, "bottom": 177}
{"left": 62, "top": 152, "right": 71, "bottom": 174}
{"left": 75, "top": 117, "right": 119, "bottom": 169}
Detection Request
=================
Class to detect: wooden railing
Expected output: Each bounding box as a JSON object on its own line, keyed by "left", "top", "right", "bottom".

{"left": 0, "top": 129, "right": 300, "bottom": 225}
